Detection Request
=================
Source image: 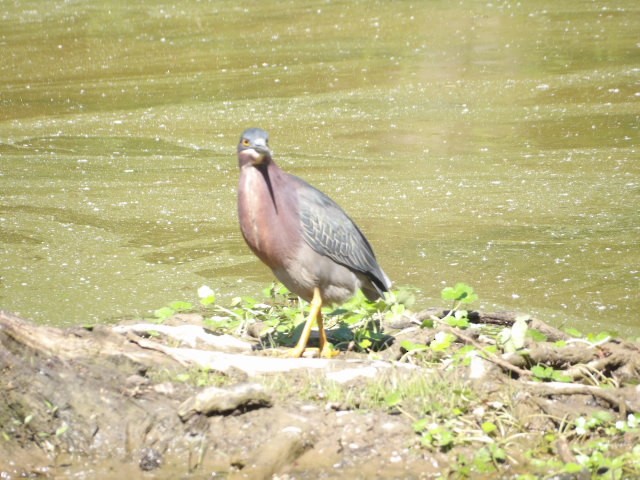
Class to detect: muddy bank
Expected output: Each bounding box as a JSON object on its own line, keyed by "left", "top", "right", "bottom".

{"left": 0, "top": 309, "right": 638, "bottom": 479}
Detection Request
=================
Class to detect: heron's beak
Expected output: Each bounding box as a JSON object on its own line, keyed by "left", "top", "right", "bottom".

{"left": 238, "top": 136, "right": 272, "bottom": 167}
{"left": 248, "top": 140, "right": 271, "bottom": 165}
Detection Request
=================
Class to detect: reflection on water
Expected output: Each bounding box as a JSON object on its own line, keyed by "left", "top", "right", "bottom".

{"left": 1, "top": 1, "right": 638, "bottom": 336}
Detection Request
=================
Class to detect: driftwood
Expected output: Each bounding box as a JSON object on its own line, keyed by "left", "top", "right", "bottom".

{"left": 414, "top": 308, "right": 573, "bottom": 342}
{"left": 521, "top": 381, "right": 640, "bottom": 416}
{"left": 503, "top": 343, "right": 599, "bottom": 369}
{"left": 414, "top": 308, "right": 640, "bottom": 384}
{"left": 113, "top": 323, "right": 253, "bottom": 352}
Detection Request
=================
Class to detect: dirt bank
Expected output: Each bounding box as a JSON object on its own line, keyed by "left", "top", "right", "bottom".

{"left": 1, "top": 309, "right": 638, "bottom": 479}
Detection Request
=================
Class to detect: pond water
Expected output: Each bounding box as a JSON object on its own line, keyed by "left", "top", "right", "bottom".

{"left": 1, "top": 0, "right": 638, "bottom": 337}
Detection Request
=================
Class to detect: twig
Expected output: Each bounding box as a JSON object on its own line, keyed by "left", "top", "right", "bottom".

{"left": 114, "top": 323, "right": 253, "bottom": 352}
{"left": 434, "top": 320, "right": 531, "bottom": 378}
{"left": 521, "top": 381, "right": 627, "bottom": 417}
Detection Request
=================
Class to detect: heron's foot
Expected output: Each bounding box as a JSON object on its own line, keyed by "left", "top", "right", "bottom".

{"left": 319, "top": 342, "right": 339, "bottom": 358}
{"left": 260, "top": 347, "right": 299, "bottom": 357}
{"left": 279, "top": 344, "right": 337, "bottom": 358}
{"left": 283, "top": 345, "right": 306, "bottom": 358}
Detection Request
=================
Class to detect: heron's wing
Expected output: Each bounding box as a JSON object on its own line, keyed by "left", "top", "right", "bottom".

{"left": 296, "top": 177, "right": 387, "bottom": 286}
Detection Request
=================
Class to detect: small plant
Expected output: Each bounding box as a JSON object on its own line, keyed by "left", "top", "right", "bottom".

{"left": 148, "top": 283, "right": 413, "bottom": 353}
{"left": 256, "top": 284, "right": 415, "bottom": 352}
{"left": 530, "top": 365, "right": 573, "bottom": 383}
{"left": 413, "top": 420, "right": 456, "bottom": 450}
{"left": 153, "top": 300, "right": 194, "bottom": 322}
{"left": 441, "top": 282, "right": 478, "bottom": 306}
{"left": 573, "top": 412, "right": 639, "bottom": 437}
{"left": 439, "top": 283, "right": 477, "bottom": 327}
{"left": 197, "top": 285, "right": 216, "bottom": 306}
{"left": 325, "top": 288, "right": 414, "bottom": 352}
{"left": 400, "top": 283, "right": 480, "bottom": 364}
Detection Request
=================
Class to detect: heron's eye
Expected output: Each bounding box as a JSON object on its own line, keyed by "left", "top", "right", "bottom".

{"left": 242, "top": 138, "right": 250, "bottom": 146}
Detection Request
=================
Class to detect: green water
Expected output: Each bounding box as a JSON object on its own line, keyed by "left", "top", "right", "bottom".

{"left": 1, "top": 1, "right": 638, "bottom": 336}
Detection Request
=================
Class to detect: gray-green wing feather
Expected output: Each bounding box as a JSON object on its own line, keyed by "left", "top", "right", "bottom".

{"left": 296, "top": 178, "right": 385, "bottom": 284}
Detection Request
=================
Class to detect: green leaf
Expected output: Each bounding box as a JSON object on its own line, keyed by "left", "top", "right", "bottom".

{"left": 430, "top": 332, "right": 455, "bottom": 352}
{"left": 586, "top": 331, "right": 611, "bottom": 344}
{"left": 564, "top": 327, "right": 582, "bottom": 338}
{"left": 551, "top": 371, "right": 572, "bottom": 383}
{"left": 423, "top": 424, "right": 455, "bottom": 449}
{"left": 169, "top": 301, "right": 193, "bottom": 312}
{"left": 400, "top": 340, "right": 428, "bottom": 352}
{"left": 420, "top": 318, "right": 434, "bottom": 328}
{"left": 532, "top": 364, "right": 572, "bottom": 382}
{"left": 441, "top": 285, "right": 460, "bottom": 301}
{"left": 242, "top": 296, "right": 258, "bottom": 308}
{"left": 562, "top": 462, "right": 583, "bottom": 473}
{"left": 412, "top": 418, "right": 429, "bottom": 433}
{"left": 433, "top": 429, "right": 454, "bottom": 448}
{"left": 441, "top": 283, "right": 478, "bottom": 304}
{"left": 474, "top": 446, "right": 492, "bottom": 464}
{"left": 491, "top": 445, "right": 507, "bottom": 462}
{"left": 527, "top": 329, "right": 548, "bottom": 342}
{"left": 385, "top": 391, "right": 402, "bottom": 407}
{"left": 531, "top": 365, "right": 551, "bottom": 379}
{"left": 481, "top": 421, "right": 497, "bottom": 434}
{"left": 446, "top": 314, "right": 470, "bottom": 328}
{"left": 199, "top": 295, "right": 216, "bottom": 306}
{"left": 153, "top": 306, "right": 175, "bottom": 320}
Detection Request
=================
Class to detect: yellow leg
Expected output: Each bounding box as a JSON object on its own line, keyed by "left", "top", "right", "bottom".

{"left": 287, "top": 287, "right": 334, "bottom": 358}
{"left": 316, "top": 312, "right": 330, "bottom": 357}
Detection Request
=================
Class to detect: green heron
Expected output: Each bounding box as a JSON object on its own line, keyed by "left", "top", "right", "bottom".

{"left": 237, "top": 127, "right": 391, "bottom": 357}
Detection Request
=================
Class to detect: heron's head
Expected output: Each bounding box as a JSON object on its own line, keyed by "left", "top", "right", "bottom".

{"left": 237, "top": 128, "right": 272, "bottom": 167}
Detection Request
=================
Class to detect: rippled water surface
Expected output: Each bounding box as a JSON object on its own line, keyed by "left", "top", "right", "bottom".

{"left": 1, "top": 1, "right": 638, "bottom": 336}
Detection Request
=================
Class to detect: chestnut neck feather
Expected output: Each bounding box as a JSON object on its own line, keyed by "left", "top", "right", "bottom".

{"left": 238, "top": 160, "right": 301, "bottom": 271}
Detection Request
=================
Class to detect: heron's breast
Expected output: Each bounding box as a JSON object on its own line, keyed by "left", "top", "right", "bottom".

{"left": 238, "top": 168, "right": 300, "bottom": 269}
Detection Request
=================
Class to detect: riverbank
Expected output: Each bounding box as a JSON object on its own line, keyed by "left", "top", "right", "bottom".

{"left": 1, "top": 288, "right": 639, "bottom": 479}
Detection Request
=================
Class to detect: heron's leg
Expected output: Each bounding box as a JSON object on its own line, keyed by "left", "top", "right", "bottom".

{"left": 316, "top": 310, "right": 333, "bottom": 358}
{"left": 287, "top": 287, "right": 323, "bottom": 358}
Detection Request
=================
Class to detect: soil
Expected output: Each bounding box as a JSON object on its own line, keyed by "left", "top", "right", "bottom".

{"left": 0, "top": 309, "right": 638, "bottom": 479}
